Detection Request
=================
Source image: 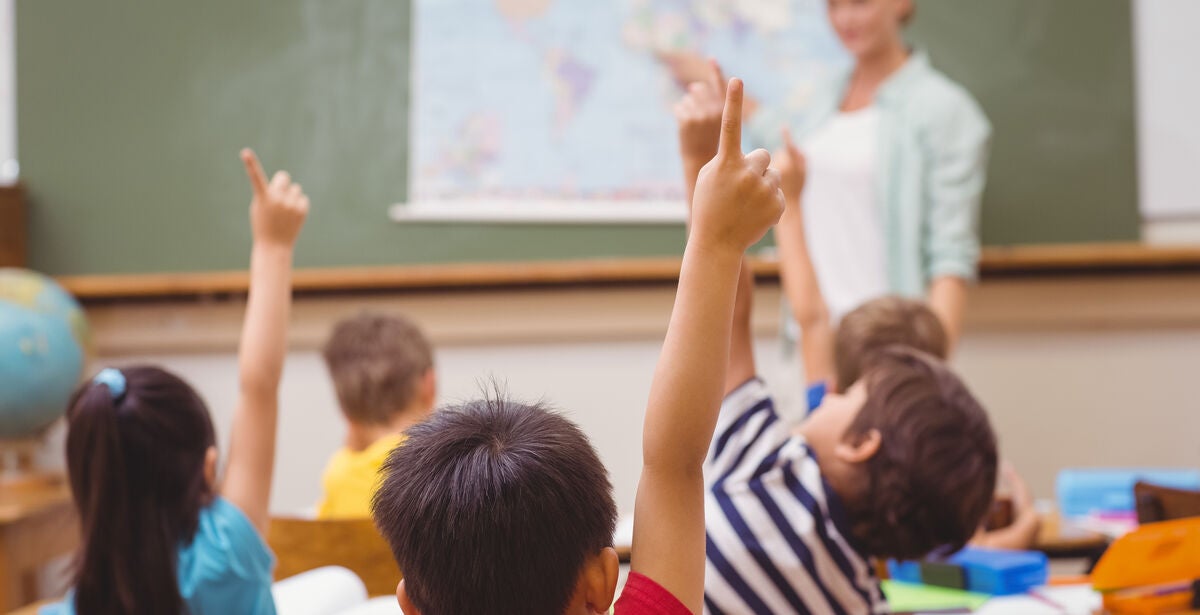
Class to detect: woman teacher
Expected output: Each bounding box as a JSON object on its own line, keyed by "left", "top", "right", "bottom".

{"left": 668, "top": 0, "right": 991, "bottom": 348}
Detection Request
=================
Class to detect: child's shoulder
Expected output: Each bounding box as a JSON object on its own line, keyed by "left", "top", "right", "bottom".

{"left": 179, "top": 497, "right": 275, "bottom": 583}
{"left": 708, "top": 378, "right": 812, "bottom": 479}
{"left": 613, "top": 572, "right": 693, "bottom": 615}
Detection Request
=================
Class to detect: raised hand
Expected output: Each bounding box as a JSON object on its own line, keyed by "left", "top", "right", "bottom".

{"left": 658, "top": 50, "right": 713, "bottom": 90}
{"left": 673, "top": 59, "right": 727, "bottom": 166}
{"left": 774, "top": 128, "right": 807, "bottom": 206}
{"left": 241, "top": 148, "right": 309, "bottom": 247}
{"left": 690, "top": 79, "right": 785, "bottom": 254}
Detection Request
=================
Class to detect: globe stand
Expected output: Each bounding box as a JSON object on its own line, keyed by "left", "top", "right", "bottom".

{"left": 0, "top": 437, "right": 64, "bottom": 490}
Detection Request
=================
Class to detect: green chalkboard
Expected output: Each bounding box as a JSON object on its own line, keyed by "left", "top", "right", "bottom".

{"left": 17, "top": 0, "right": 688, "bottom": 276}
{"left": 18, "top": 0, "right": 1138, "bottom": 276}
{"left": 909, "top": 0, "right": 1140, "bottom": 245}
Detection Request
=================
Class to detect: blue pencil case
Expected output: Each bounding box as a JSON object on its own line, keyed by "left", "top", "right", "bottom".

{"left": 888, "top": 547, "right": 1048, "bottom": 596}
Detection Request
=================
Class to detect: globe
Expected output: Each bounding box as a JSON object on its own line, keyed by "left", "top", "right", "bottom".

{"left": 0, "top": 268, "right": 89, "bottom": 438}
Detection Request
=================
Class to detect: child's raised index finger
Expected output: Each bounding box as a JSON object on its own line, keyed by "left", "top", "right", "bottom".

{"left": 782, "top": 128, "right": 799, "bottom": 155}
{"left": 240, "top": 148, "right": 269, "bottom": 196}
{"left": 717, "top": 78, "right": 744, "bottom": 158}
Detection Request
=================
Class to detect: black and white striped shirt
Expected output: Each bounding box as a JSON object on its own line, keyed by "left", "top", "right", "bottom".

{"left": 704, "top": 379, "right": 887, "bottom": 615}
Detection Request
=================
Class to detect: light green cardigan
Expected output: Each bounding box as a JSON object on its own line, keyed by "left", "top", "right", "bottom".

{"left": 750, "top": 51, "right": 992, "bottom": 297}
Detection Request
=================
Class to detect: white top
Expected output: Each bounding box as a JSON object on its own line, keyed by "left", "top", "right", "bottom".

{"left": 801, "top": 106, "right": 889, "bottom": 322}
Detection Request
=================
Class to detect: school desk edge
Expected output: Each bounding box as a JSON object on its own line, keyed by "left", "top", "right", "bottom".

{"left": 43, "top": 242, "right": 1200, "bottom": 301}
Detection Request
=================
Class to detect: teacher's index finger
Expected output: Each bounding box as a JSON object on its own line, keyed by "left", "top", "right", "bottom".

{"left": 240, "top": 148, "right": 269, "bottom": 196}
{"left": 707, "top": 59, "right": 726, "bottom": 93}
{"left": 717, "top": 78, "right": 744, "bottom": 158}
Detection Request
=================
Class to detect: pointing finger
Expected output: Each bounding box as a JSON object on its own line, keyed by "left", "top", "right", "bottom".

{"left": 782, "top": 128, "right": 801, "bottom": 158}
{"left": 718, "top": 78, "right": 744, "bottom": 158}
{"left": 241, "top": 149, "right": 268, "bottom": 197}
{"left": 708, "top": 59, "right": 726, "bottom": 94}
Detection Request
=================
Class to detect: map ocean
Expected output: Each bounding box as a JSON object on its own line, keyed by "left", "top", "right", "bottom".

{"left": 412, "top": 0, "right": 849, "bottom": 205}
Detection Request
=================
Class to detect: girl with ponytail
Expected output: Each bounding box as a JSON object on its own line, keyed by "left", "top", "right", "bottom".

{"left": 44, "top": 149, "right": 310, "bottom": 615}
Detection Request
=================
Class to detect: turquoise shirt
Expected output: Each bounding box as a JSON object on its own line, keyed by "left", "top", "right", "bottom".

{"left": 43, "top": 497, "right": 276, "bottom": 615}
{"left": 750, "top": 51, "right": 992, "bottom": 297}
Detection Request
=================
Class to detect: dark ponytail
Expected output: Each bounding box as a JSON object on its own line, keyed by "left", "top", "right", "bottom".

{"left": 65, "top": 366, "right": 216, "bottom": 615}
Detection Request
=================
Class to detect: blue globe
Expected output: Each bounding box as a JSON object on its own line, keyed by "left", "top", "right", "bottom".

{"left": 0, "top": 268, "right": 89, "bottom": 438}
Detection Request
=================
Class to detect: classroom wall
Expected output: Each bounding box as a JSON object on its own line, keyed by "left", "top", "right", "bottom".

{"left": 56, "top": 279, "right": 1200, "bottom": 517}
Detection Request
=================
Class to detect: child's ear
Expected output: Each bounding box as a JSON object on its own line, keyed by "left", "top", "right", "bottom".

{"left": 397, "top": 579, "right": 420, "bottom": 615}
{"left": 419, "top": 369, "right": 437, "bottom": 411}
{"left": 582, "top": 547, "right": 620, "bottom": 613}
{"left": 835, "top": 428, "right": 881, "bottom": 464}
{"left": 203, "top": 446, "right": 219, "bottom": 489}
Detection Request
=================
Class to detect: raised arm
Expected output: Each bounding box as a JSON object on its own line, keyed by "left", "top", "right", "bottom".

{"left": 771, "top": 130, "right": 836, "bottom": 389}
{"left": 632, "top": 79, "right": 784, "bottom": 612}
{"left": 675, "top": 60, "right": 757, "bottom": 393}
{"left": 221, "top": 149, "right": 309, "bottom": 534}
{"left": 674, "top": 59, "right": 726, "bottom": 207}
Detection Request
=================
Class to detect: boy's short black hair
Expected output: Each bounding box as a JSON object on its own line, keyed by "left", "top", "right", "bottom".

{"left": 845, "top": 347, "right": 998, "bottom": 560}
{"left": 371, "top": 395, "right": 617, "bottom": 615}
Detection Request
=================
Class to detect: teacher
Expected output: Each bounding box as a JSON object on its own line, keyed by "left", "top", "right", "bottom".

{"left": 670, "top": 0, "right": 991, "bottom": 348}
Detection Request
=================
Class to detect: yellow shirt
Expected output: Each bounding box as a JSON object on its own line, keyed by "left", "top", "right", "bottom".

{"left": 316, "top": 433, "right": 405, "bottom": 519}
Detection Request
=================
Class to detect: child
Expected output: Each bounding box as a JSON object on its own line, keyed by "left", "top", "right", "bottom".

{"left": 676, "top": 64, "right": 999, "bottom": 614}
{"left": 317, "top": 312, "right": 435, "bottom": 518}
{"left": 767, "top": 104, "right": 1040, "bottom": 552}
{"left": 43, "top": 149, "right": 308, "bottom": 615}
{"left": 370, "top": 78, "right": 784, "bottom": 614}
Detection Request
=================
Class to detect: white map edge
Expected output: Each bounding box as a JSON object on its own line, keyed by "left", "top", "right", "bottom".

{"left": 390, "top": 200, "right": 687, "bottom": 225}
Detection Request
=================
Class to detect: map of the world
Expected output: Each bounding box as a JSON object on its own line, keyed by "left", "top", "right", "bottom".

{"left": 410, "top": 0, "right": 849, "bottom": 214}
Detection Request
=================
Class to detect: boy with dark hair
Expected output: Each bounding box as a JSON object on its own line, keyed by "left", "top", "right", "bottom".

{"left": 675, "top": 62, "right": 999, "bottom": 613}
{"left": 317, "top": 311, "right": 436, "bottom": 518}
{"left": 372, "top": 77, "right": 785, "bottom": 614}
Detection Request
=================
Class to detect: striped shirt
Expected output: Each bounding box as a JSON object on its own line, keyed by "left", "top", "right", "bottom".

{"left": 704, "top": 379, "right": 887, "bottom": 615}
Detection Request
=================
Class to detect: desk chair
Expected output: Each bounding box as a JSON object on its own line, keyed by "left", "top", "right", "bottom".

{"left": 1135, "top": 481, "right": 1200, "bottom": 524}
{"left": 267, "top": 517, "right": 401, "bottom": 598}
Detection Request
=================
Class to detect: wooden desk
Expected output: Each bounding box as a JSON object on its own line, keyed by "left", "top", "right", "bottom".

{"left": 1034, "top": 513, "right": 1111, "bottom": 560}
{"left": 0, "top": 479, "right": 78, "bottom": 612}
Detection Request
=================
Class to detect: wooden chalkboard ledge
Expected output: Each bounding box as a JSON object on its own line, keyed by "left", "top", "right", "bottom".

{"left": 57, "top": 257, "right": 754, "bottom": 301}
{"left": 54, "top": 242, "right": 1200, "bottom": 301}
{"left": 981, "top": 242, "right": 1200, "bottom": 274}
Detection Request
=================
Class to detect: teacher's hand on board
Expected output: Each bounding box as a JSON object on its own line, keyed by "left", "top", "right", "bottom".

{"left": 241, "top": 148, "right": 310, "bottom": 248}
{"left": 691, "top": 78, "right": 784, "bottom": 254}
{"left": 773, "top": 129, "right": 807, "bottom": 207}
{"left": 658, "top": 50, "right": 713, "bottom": 90}
{"left": 673, "top": 59, "right": 727, "bottom": 168}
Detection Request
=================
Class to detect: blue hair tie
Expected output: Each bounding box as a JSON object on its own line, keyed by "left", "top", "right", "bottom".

{"left": 93, "top": 368, "right": 127, "bottom": 401}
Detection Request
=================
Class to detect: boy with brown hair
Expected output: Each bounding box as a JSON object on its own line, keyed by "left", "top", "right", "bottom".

{"left": 317, "top": 312, "right": 436, "bottom": 518}
{"left": 371, "top": 78, "right": 784, "bottom": 615}
{"left": 675, "top": 62, "right": 999, "bottom": 613}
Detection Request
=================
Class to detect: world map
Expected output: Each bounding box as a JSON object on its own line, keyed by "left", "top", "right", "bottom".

{"left": 410, "top": 0, "right": 849, "bottom": 208}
